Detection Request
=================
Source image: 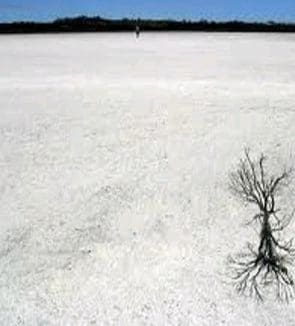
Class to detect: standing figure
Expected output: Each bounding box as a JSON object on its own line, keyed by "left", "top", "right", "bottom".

{"left": 135, "top": 25, "right": 140, "bottom": 38}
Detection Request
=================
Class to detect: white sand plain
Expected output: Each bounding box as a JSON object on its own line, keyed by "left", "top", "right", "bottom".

{"left": 0, "top": 32, "right": 295, "bottom": 325}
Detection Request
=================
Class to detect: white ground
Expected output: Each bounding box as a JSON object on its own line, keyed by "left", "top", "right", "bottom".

{"left": 0, "top": 32, "right": 295, "bottom": 325}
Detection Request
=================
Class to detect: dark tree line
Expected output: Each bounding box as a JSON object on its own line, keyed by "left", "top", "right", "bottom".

{"left": 0, "top": 16, "right": 295, "bottom": 34}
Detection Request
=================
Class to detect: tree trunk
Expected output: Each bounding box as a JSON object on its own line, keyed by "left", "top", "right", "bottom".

{"left": 257, "top": 213, "right": 276, "bottom": 265}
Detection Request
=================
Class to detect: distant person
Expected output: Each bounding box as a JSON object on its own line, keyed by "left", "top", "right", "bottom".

{"left": 135, "top": 25, "right": 140, "bottom": 38}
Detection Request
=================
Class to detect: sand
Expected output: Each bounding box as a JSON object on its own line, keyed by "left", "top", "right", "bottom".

{"left": 0, "top": 32, "right": 295, "bottom": 325}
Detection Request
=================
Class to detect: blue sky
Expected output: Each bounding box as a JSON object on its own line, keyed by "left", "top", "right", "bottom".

{"left": 0, "top": 0, "right": 294, "bottom": 23}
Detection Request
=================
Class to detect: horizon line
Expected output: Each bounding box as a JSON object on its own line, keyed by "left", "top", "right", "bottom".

{"left": 1, "top": 14, "right": 295, "bottom": 25}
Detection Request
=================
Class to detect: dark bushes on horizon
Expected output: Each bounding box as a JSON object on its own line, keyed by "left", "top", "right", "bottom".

{"left": 0, "top": 16, "right": 295, "bottom": 33}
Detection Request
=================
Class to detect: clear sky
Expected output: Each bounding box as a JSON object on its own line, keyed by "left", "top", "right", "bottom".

{"left": 0, "top": 0, "right": 294, "bottom": 23}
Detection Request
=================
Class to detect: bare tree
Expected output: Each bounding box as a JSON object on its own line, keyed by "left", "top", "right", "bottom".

{"left": 228, "top": 149, "right": 295, "bottom": 301}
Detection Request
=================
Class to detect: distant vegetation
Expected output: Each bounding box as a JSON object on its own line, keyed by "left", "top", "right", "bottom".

{"left": 0, "top": 16, "right": 295, "bottom": 33}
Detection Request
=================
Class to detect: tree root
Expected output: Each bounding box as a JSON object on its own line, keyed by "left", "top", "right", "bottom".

{"left": 229, "top": 247, "right": 295, "bottom": 302}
